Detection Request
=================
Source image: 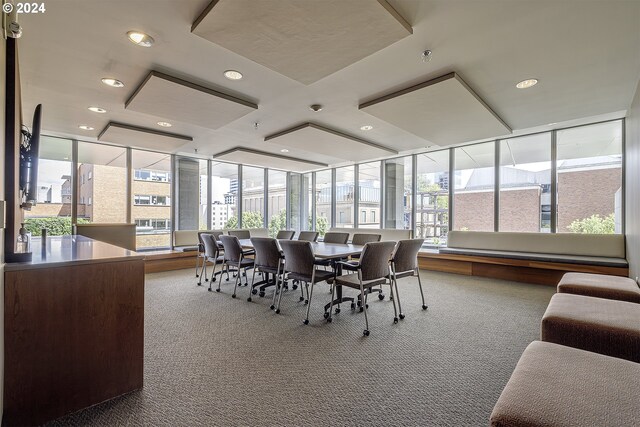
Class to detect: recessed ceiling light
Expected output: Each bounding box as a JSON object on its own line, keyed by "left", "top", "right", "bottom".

{"left": 127, "top": 31, "right": 154, "bottom": 47}
{"left": 157, "top": 121, "right": 172, "bottom": 127}
{"left": 516, "top": 78, "right": 538, "bottom": 89}
{"left": 223, "top": 70, "right": 243, "bottom": 80}
{"left": 280, "top": 149, "right": 290, "bottom": 153}
{"left": 309, "top": 104, "right": 323, "bottom": 112}
{"left": 88, "top": 106, "right": 107, "bottom": 113}
{"left": 78, "top": 125, "right": 94, "bottom": 131}
{"left": 360, "top": 125, "right": 373, "bottom": 131}
{"left": 101, "top": 78, "right": 124, "bottom": 88}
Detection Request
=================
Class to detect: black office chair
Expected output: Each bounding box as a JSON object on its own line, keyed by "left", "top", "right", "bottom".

{"left": 322, "top": 232, "right": 349, "bottom": 244}
{"left": 227, "top": 229, "right": 251, "bottom": 239}
{"left": 334, "top": 241, "right": 397, "bottom": 336}
{"left": 218, "top": 235, "right": 255, "bottom": 298}
{"left": 278, "top": 240, "right": 334, "bottom": 321}
{"left": 249, "top": 237, "right": 284, "bottom": 305}
{"left": 276, "top": 230, "right": 295, "bottom": 240}
{"left": 196, "top": 231, "right": 225, "bottom": 283}
{"left": 389, "top": 239, "right": 427, "bottom": 319}
{"left": 297, "top": 231, "right": 319, "bottom": 242}
{"left": 200, "top": 234, "right": 226, "bottom": 291}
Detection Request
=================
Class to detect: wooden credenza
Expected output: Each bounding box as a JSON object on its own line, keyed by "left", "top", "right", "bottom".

{"left": 3, "top": 235, "right": 145, "bottom": 426}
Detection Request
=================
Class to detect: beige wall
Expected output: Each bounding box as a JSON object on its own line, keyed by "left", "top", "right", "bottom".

{"left": 626, "top": 80, "right": 640, "bottom": 280}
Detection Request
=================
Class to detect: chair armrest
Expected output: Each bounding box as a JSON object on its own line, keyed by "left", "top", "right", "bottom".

{"left": 336, "top": 260, "right": 360, "bottom": 269}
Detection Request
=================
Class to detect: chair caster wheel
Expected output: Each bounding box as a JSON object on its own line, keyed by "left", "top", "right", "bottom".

{"left": 351, "top": 303, "right": 356, "bottom": 310}
{"left": 363, "top": 330, "right": 370, "bottom": 336}
{"left": 247, "top": 297, "right": 252, "bottom": 302}
{"left": 304, "top": 300, "right": 308, "bottom": 305}
{"left": 422, "top": 305, "right": 428, "bottom": 310}
{"left": 292, "top": 285, "right": 298, "bottom": 290}
{"left": 208, "top": 288, "right": 212, "bottom": 292}
{"left": 259, "top": 292, "right": 265, "bottom": 298}
{"left": 212, "top": 277, "right": 217, "bottom": 282}
{"left": 394, "top": 317, "right": 398, "bottom": 324}
{"left": 359, "top": 307, "right": 363, "bottom": 313}
{"left": 252, "top": 289, "right": 258, "bottom": 295}
{"left": 335, "top": 308, "right": 341, "bottom": 314}
{"left": 197, "top": 282, "right": 202, "bottom": 286}
{"left": 196, "top": 274, "right": 199, "bottom": 278}
{"left": 216, "top": 288, "right": 220, "bottom": 292}
{"left": 276, "top": 309, "right": 280, "bottom": 314}
{"left": 299, "top": 296, "right": 304, "bottom": 302}
{"left": 366, "top": 304, "right": 369, "bottom": 309}
{"left": 323, "top": 312, "right": 329, "bottom": 319}
{"left": 327, "top": 317, "right": 332, "bottom": 323}
{"left": 303, "top": 319, "right": 309, "bottom": 325}
{"left": 390, "top": 296, "right": 393, "bottom": 301}
{"left": 399, "top": 314, "right": 405, "bottom": 320}
{"left": 205, "top": 278, "right": 209, "bottom": 282}
{"left": 378, "top": 294, "right": 384, "bottom": 300}
{"left": 244, "top": 283, "right": 249, "bottom": 287}
{"left": 232, "top": 294, "right": 236, "bottom": 299}
{"left": 270, "top": 305, "right": 275, "bottom": 310}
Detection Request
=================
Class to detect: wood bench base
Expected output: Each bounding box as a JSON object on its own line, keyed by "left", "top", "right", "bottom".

{"left": 418, "top": 252, "right": 628, "bottom": 286}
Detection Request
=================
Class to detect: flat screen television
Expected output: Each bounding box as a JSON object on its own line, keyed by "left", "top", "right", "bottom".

{"left": 19, "top": 104, "right": 42, "bottom": 209}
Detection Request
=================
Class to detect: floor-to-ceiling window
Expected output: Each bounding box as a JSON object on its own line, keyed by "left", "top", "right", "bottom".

{"left": 416, "top": 150, "right": 450, "bottom": 245}
{"left": 211, "top": 162, "right": 238, "bottom": 229}
{"left": 335, "top": 166, "right": 355, "bottom": 228}
{"left": 241, "top": 166, "right": 265, "bottom": 229}
{"left": 131, "top": 150, "right": 172, "bottom": 249}
{"left": 499, "top": 133, "right": 551, "bottom": 232}
{"left": 556, "top": 120, "right": 623, "bottom": 234}
{"left": 384, "top": 156, "right": 412, "bottom": 231}
{"left": 358, "top": 162, "right": 381, "bottom": 228}
{"left": 315, "top": 170, "right": 332, "bottom": 236}
{"left": 453, "top": 142, "right": 495, "bottom": 232}
{"left": 77, "top": 142, "right": 127, "bottom": 224}
{"left": 24, "top": 136, "right": 74, "bottom": 236}
{"left": 267, "top": 170, "right": 287, "bottom": 237}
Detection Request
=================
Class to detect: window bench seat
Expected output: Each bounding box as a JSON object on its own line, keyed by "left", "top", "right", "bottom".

{"left": 418, "top": 231, "right": 629, "bottom": 285}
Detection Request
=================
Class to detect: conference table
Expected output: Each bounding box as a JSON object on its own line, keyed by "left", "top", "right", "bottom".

{"left": 237, "top": 239, "right": 365, "bottom": 313}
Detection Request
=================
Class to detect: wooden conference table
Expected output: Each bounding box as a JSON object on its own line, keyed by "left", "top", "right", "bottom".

{"left": 237, "top": 239, "right": 365, "bottom": 312}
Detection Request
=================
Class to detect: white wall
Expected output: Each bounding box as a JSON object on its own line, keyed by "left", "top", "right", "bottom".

{"left": 625, "top": 79, "right": 640, "bottom": 280}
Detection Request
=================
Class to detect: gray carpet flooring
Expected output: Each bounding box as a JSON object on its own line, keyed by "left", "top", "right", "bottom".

{"left": 48, "top": 269, "right": 554, "bottom": 427}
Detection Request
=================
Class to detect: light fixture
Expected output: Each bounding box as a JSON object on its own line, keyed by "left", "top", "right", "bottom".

{"left": 421, "top": 50, "right": 432, "bottom": 62}
{"left": 309, "top": 104, "right": 323, "bottom": 112}
{"left": 63, "top": 157, "right": 69, "bottom": 160}
{"left": 516, "top": 78, "right": 538, "bottom": 89}
{"left": 88, "top": 106, "right": 107, "bottom": 113}
{"left": 101, "top": 78, "right": 124, "bottom": 88}
{"left": 360, "top": 125, "right": 373, "bottom": 131}
{"left": 127, "top": 31, "right": 154, "bottom": 47}
{"left": 548, "top": 122, "right": 557, "bottom": 126}
{"left": 280, "top": 149, "right": 289, "bottom": 153}
{"left": 157, "top": 121, "right": 172, "bottom": 127}
{"left": 223, "top": 70, "right": 243, "bottom": 80}
{"left": 78, "top": 125, "right": 94, "bottom": 131}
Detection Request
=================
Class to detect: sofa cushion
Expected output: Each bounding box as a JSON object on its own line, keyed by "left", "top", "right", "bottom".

{"left": 490, "top": 341, "right": 640, "bottom": 427}
{"left": 541, "top": 293, "right": 640, "bottom": 363}
{"left": 447, "top": 231, "right": 625, "bottom": 259}
{"left": 558, "top": 273, "right": 640, "bottom": 303}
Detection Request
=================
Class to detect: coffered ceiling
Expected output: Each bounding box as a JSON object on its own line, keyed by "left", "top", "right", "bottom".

{"left": 17, "top": 0, "right": 640, "bottom": 172}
